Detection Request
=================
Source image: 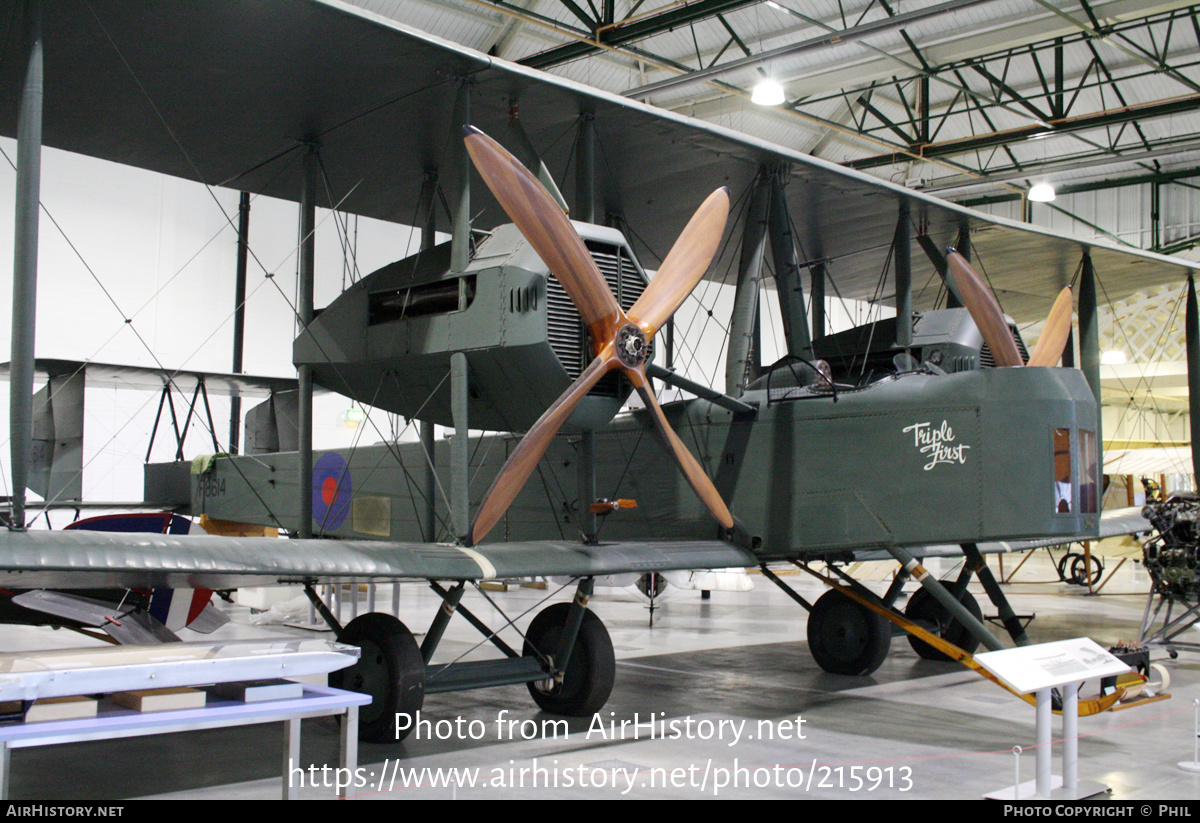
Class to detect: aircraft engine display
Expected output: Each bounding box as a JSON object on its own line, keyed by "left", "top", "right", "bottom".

{"left": 1141, "top": 492, "right": 1200, "bottom": 602}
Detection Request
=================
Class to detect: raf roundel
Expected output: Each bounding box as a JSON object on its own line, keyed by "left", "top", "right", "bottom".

{"left": 312, "top": 452, "right": 353, "bottom": 531}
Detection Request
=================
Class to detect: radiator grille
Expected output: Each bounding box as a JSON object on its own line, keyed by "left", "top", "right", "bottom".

{"left": 545, "top": 240, "right": 648, "bottom": 397}
{"left": 979, "top": 324, "right": 1031, "bottom": 368}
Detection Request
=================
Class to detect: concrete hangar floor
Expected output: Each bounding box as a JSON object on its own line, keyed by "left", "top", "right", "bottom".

{"left": 3, "top": 551, "right": 1198, "bottom": 801}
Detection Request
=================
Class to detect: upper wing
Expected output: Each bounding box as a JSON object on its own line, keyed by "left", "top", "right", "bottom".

{"left": 0, "top": 529, "right": 756, "bottom": 590}
{"left": 854, "top": 506, "right": 1151, "bottom": 561}
{"left": 0, "top": 0, "right": 1191, "bottom": 323}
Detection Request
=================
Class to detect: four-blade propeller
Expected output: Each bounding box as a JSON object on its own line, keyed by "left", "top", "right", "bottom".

{"left": 463, "top": 126, "right": 734, "bottom": 546}
{"left": 946, "top": 249, "right": 1073, "bottom": 369}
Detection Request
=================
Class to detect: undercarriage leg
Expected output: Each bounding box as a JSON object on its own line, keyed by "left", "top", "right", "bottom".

{"left": 421, "top": 581, "right": 465, "bottom": 662}
{"left": 881, "top": 567, "right": 910, "bottom": 608}
{"left": 553, "top": 577, "right": 596, "bottom": 672}
{"left": 523, "top": 577, "right": 614, "bottom": 715}
{"left": 428, "top": 580, "right": 521, "bottom": 658}
{"left": 962, "top": 543, "right": 1030, "bottom": 646}
{"left": 885, "top": 545, "right": 1003, "bottom": 652}
{"left": 759, "top": 564, "right": 814, "bottom": 610}
{"left": 303, "top": 582, "right": 342, "bottom": 634}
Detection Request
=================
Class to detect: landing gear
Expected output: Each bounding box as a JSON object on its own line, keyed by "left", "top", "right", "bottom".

{"left": 904, "top": 588, "right": 982, "bottom": 661}
{"left": 768, "top": 551, "right": 1028, "bottom": 684}
{"left": 1057, "top": 551, "right": 1103, "bottom": 586}
{"left": 523, "top": 602, "right": 615, "bottom": 715}
{"left": 330, "top": 612, "right": 425, "bottom": 743}
{"left": 806, "top": 589, "right": 890, "bottom": 676}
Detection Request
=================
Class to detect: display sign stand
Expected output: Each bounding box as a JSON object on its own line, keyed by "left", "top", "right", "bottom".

{"left": 975, "top": 638, "right": 1131, "bottom": 800}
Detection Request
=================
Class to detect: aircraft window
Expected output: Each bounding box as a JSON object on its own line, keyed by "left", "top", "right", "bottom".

{"left": 1079, "top": 429, "right": 1098, "bottom": 514}
{"left": 460, "top": 275, "right": 477, "bottom": 309}
{"left": 1053, "top": 428, "right": 1072, "bottom": 513}
{"left": 369, "top": 276, "right": 477, "bottom": 324}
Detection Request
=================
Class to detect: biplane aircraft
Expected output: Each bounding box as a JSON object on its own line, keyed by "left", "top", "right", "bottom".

{"left": 0, "top": 0, "right": 1195, "bottom": 742}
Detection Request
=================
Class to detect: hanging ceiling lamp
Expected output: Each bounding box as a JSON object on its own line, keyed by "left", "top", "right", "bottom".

{"left": 752, "top": 78, "right": 785, "bottom": 106}
{"left": 1028, "top": 182, "right": 1057, "bottom": 202}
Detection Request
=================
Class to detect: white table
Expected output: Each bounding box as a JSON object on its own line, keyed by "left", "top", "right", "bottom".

{"left": 0, "top": 684, "right": 370, "bottom": 800}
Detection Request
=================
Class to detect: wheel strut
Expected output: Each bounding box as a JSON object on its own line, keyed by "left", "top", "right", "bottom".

{"left": 884, "top": 545, "right": 1003, "bottom": 652}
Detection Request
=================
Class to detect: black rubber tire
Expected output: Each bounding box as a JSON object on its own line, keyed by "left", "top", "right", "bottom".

{"left": 1057, "top": 551, "right": 1081, "bottom": 583}
{"left": 904, "top": 587, "right": 983, "bottom": 661}
{"left": 330, "top": 612, "right": 425, "bottom": 743}
{"left": 523, "top": 603, "right": 615, "bottom": 715}
{"left": 806, "top": 589, "right": 891, "bottom": 676}
{"left": 1069, "top": 554, "right": 1103, "bottom": 586}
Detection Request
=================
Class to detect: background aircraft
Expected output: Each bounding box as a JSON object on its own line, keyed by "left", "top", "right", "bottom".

{"left": 0, "top": 0, "right": 1194, "bottom": 741}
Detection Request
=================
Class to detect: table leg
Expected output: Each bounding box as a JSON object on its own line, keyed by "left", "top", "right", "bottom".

{"left": 1036, "top": 688, "right": 1052, "bottom": 798}
{"left": 0, "top": 742, "right": 9, "bottom": 800}
{"left": 1063, "top": 682, "right": 1079, "bottom": 795}
{"left": 284, "top": 717, "right": 301, "bottom": 800}
{"left": 340, "top": 706, "right": 358, "bottom": 800}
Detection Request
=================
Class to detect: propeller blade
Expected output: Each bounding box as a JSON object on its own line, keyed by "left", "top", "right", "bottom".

{"left": 1027, "top": 287, "right": 1073, "bottom": 368}
{"left": 469, "top": 348, "right": 618, "bottom": 545}
{"left": 628, "top": 369, "right": 734, "bottom": 529}
{"left": 630, "top": 187, "right": 730, "bottom": 335}
{"left": 464, "top": 127, "right": 624, "bottom": 341}
{"left": 946, "top": 250, "right": 1024, "bottom": 368}
{"left": 462, "top": 128, "right": 735, "bottom": 543}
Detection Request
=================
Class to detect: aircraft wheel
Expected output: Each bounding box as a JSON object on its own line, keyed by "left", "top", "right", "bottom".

{"left": 904, "top": 588, "right": 983, "bottom": 661}
{"left": 806, "top": 589, "right": 890, "bottom": 676}
{"left": 523, "top": 603, "right": 615, "bottom": 715}
{"left": 331, "top": 612, "right": 425, "bottom": 743}
{"left": 1069, "top": 554, "right": 1103, "bottom": 586}
{"left": 1056, "top": 551, "right": 1079, "bottom": 582}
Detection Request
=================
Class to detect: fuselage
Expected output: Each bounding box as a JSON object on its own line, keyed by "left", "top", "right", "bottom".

{"left": 172, "top": 362, "right": 1099, "bottom": 559}
{"left": 172, "top": 221, "right": 1100, "bottom": 558}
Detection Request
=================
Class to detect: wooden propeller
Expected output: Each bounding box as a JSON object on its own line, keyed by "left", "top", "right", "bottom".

{"left": 946, "top": 249, "right": 1072, "bottom": 368}
{"left": 1027, "top": 286, "right": 1074, "bottom": 367}
{"left": 463, "top": 126, "right": 733, "bottom": 545}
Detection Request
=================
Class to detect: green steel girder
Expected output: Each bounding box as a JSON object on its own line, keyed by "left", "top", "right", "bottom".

{"left": 769, "top": 4, "right": 1199, "bottom": 171}
{"left": 500, "top": 0, "right": 1198, "bottom": 180}
{"left": 847, "top": 93, "right": 1200, "bottom": 170}
{"left": 519, "top": 0, "right": 760, "bottom": 69}
{"left": 558, "top": 0, "right": 595, "bottom": 28}
{"left": 960, "top": 165, "right": 1200, "bottom": 208}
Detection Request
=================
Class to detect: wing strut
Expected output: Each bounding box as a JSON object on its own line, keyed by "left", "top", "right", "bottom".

{"left": 9, "top": 1, "right": 43, "bottom": 530}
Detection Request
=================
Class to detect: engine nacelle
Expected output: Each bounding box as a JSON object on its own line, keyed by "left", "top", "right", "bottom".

{"left": 294, "top": 222, "right": 650, "bottom": 432}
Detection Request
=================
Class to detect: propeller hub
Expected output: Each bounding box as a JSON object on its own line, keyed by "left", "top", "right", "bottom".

{"left": 614, "top": 324, "right": 648, "bottom": 368}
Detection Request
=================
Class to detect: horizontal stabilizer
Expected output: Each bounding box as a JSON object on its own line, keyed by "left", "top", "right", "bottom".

{"left": 186, "top": 602, "right": 231, "bottom": 634}
{"left": 0, "top": 358, "right": 306, "bottom": 399}
{"left": 12, "top": 589, "right": 120, "bottom": 627}
{"left": 11, "top": 590, "right": 180, "bottom": 644}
